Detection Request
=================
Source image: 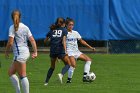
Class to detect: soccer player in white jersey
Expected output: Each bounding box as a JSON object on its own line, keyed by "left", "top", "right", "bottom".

{"left": 5, "top": 10, "right": 37, "bottom": 93}
{"left": 65, "top": 18, "right": 95, "bottom": 83}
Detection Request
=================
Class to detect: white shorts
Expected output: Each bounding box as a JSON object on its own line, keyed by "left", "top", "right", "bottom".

{"left": 13, "top": 53, "right": 30, "bottom": 63}
{"left": 67, "top": 50, "right": 83, "bottom": 59}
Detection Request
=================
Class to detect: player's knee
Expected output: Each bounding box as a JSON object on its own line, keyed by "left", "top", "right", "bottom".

{"left": 17, "top": 71, "right": 26, "bottom": 78}
{"left": 8, "top": 69, "right": 14, "bottom": 76}
{"left": 8, "top": 70, "right": 11, "bottom": 76}
{"left": 71, "top": 64, "right": 76, "bottom": 68}
{"left": 86, "top": 57, "right": 92, "bottom": 62}
{"left": 66, "top": 60, "right": 71, "bottom": 66}
{"left": 19, "top": 72, "right": 26, "bottom": 78}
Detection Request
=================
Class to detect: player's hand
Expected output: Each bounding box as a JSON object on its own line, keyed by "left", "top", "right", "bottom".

{"left": 65, "top": 51, "right": 68, "bottom": 56}
{"left": 32, "top": 52, "right": 37, "bottom": 59}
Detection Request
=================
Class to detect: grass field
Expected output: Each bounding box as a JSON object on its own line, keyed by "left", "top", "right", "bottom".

{"left": 0, "top": 53, "right": 140, "bottom": 93}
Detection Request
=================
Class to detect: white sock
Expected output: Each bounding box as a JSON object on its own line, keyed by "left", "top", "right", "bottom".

{"left": 10, "top": 75, "right": 21, "bottom": 93}
{"left": 68, "top": 66, "right": 75, "bottom": 78}
{"left": 21, "top": 77, "right": 29, "bottom": 93}
{"left": 84, "top": 61, "right": 91, "bottom": 77}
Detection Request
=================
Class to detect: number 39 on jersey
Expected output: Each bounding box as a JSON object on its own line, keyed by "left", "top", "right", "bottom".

{"left": 53, "top": 30, "right": 62, "bottom": 37}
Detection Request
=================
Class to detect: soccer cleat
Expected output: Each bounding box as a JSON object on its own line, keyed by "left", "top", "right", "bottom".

{"left": 44, "top": 83, "right": 48, "bottom": 86}
{"left": 58, "top": 73, "right": 63, "bottom": 84}
{"left": 66, "top": 80, "right": 71, "bottom": 83}
{"left": 83, "top": 77, "right": 91, "bottom": 83}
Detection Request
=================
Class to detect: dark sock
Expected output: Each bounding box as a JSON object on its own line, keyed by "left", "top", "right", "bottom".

{"left": 61, "top": 65, "right": 70, "bottom": 75}
{"left": 45, "top": 68, "right": 54, "bottom": 83}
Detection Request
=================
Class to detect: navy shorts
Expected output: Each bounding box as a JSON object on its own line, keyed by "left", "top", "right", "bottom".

{"left": 50, "top": 53, "right": 66, "bottom": 59}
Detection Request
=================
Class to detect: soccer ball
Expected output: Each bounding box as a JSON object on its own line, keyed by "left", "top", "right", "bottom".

{"left": 86, "top": 72, "right": 96, "bottom": 82}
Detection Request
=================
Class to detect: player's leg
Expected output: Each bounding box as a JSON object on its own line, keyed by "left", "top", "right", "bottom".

{"left": 8, "top": 62, "right": 21, "bottom": 93}
{"left": 57, "top": 54, "right": 70, "bottom": 83}
{"left": 61, "top": 55, "right": 71, "bottom": 75}
{"left": 16, "top": 62, "right": 29, "bottom": 93}
{"left": 67, "top": 56, "right": 76, "bottom": 83}
{"left": 44, "top": 57, "right": 57, "bottom": 85}
{"left": 78, "top": 54, "right": 92, "bottom": 82}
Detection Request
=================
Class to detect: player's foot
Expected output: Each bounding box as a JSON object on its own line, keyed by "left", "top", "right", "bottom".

{"left": 66, "top": 80, "right": 71, "bottom": 83}
{"left": 58, "top": 73, "right": 63, "bottom": 84}
{"left": 83, "top": 77, "right": 91, "bottom": 83}
{"left": 44, "top": 83, "right": 48, "bottom": 86}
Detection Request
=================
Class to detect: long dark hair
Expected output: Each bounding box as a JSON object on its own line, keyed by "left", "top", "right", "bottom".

{"left": 50, "top": 17, "right": 65, "bottom": 30}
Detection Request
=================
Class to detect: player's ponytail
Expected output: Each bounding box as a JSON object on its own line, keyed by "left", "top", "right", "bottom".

{"left": 49, "top": 24, "right": 57, "bottom": 30}
{"left": 11, "top": 10, "right": 21, "bottom": 20}
{"left": 11, "top": 9, "right": 21, "bottom": 31}
{"left": 49, "top": 17, "right": 65, "bottom": 30}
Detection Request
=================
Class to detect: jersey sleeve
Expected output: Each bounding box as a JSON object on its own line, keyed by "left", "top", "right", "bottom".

{"left": 26, "top": 27, "right": 32, "bottom": 38}
{"left": 9, "top": 26, "right": 15, "bottom": 38}
{"left": 46, "top": 31, "right": 51, "bottom": 38}
{"left": 76, "top": 31, "right": 82, "bottom": 40}
{"left": 63, "top": 28, "right": 68, "bottom": 37}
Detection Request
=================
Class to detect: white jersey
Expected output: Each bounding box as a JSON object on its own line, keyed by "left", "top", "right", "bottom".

{"left": 9, "top": 23, "right": 32, "bottom": 56}
{"left": 66, "top": 30, "right": 81, "bottom": 52}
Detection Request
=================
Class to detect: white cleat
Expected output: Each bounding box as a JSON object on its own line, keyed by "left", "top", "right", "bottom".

{"left": 58, "top": 73, "right": 63, "bottom": 84}
{"left": 44, "top": 83, "right": 48, "bottom": 86}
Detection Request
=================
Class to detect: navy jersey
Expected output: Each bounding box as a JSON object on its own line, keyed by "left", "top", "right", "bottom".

{"left": 46, "top": 27, "right": 68, "bottom": 54}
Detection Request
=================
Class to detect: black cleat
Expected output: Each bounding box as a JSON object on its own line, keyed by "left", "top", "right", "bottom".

{"left": 83, "top": 77, "right": 91, "bottom": 83}
{"left": 66, "top": 80, "right": 72, "bottom": 83}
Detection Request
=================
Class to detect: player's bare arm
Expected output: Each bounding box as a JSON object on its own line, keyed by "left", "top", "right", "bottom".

{"left": 5, "top": 37, "right": 14, "bottom": 58}
{"left": 79, "top": 39, "right": 95, "bottom": 51}
{"left": 62, "top": 36, "right": 67, "bottom": 54}
{"left": 29, "top": 36, "right": 38, "bottom": 59}
{"left": 44, "top": 37, "right": 49, "bottom": 44}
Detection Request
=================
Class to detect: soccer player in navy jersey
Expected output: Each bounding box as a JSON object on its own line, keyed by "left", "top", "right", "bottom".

{"left": 44, "top": 17, "right": 71, "bottom": 85}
